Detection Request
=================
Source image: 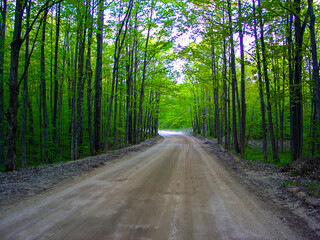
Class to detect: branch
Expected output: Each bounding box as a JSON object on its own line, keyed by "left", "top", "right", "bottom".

{"left": 21, "top": 0, "right": 63, "bottom": 45}
{"left": 92, "top": 0, "right": 115, "bottom": 13}
{"left": 18, "top": 17, "right": 44, "bottom": 88}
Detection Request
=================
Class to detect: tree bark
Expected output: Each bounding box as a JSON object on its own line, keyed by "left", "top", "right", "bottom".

{"left": 227, "top": 0, "right": 240, "bottom": 153}
{"left": 258, "top": 0, "right": 279, "bottom": 162}
{"left": 290, "top": 0, "right": 306, "bottom": 160}
{"left": 307, "top": 0, "right": 320, "bottom": 147}
{"left": 21, "top": 0, "right": 31, "bottom": 167}
{"left": 0, "top": 0, "right": 7, "bottom": 167}
{"left": 210, "top": 40, "right": 220, "bottom": 143}
{"left": 52, "top": 2, "right": 61, "bottom": 154}
{"left": 41, "top": 8, "right": 49, "bottom": 163}
{"left": 222, "top": 10, "right": 229, "bottom": 148}
{"left": 138, "top": 2, "right": 153, "bottom": 142}
{"left": 6, "top": 0, "right": 25, "bottom": 171}
{"left": 86, "top": 1, "right": 94, "bottom": 155}
{"left": 238, "top": 0, "right": 246, "bottom": 157}
{"left": 104, "top": 0, "right": 133, "bottom": 150}
{"left": 253, "top": 0, "right": 267, "bottom": 160}
{"left": 75, "top": 9, "right": 87, "bottom": 159}
{"left": 94, "top": 1, "right": 103, "bottom": 153}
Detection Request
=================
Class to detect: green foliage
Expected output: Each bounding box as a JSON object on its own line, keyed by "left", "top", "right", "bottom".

{"left": 239, "top": 147, "right": 292, "bottom": 166}
{"left": 304, "top": 181, "right": 320, "bottom": 197}
{"left": 281, "top": 179, "right": 296, "bottom": 187}
{"left": 159, "top": 83, "right": 193, "bottom": 129}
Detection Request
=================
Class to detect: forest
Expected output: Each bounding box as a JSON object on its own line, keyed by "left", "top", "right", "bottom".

{"left": 0, "top": 0, "right": 319, "bottom": 172}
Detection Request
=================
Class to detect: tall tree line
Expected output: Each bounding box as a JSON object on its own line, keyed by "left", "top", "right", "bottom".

{"left": 1, "top": 0, "right": 177, "bottom": 171}
{"left": 183, "top": 0, "right": 320, "bottom": 162}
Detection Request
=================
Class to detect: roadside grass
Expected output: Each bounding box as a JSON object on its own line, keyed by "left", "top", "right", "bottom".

{"left": 228, "top": 145, "right": 291, "bottom": 166}
{"left": 281, "top": 179, "right": 297, "bottom": 187}
{"left": 304, "top": 181, "right": 320, "bottom": 197}
{"left": 242, "top": 147, "right": 291, "bottom": 166}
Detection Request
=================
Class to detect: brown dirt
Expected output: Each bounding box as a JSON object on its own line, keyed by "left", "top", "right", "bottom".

{"left": 193, "top": 133, "right": 320, "bottom": 239}
{"left": 0, "top": 131, "right": 319, "bottom": 239}
{"left": 0, "top": 136, "right": 163, "bottom": 207}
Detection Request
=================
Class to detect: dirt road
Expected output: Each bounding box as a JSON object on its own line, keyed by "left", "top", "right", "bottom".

{"left": 0, "top": 131, "right": 306, "bottom": 239}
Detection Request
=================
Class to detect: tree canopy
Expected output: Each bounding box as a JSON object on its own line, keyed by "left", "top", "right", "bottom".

{"left": 0, "top": 0, "right": 319, "bottom": 171}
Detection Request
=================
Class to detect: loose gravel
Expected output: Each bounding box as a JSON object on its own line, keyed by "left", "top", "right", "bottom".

{"left": 0, "top": 136, "right": 163, "bottom": 206}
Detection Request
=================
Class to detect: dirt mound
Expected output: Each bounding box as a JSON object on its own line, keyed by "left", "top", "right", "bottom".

{"left": 285, "top": 157, "right": 320, "bottom": 181}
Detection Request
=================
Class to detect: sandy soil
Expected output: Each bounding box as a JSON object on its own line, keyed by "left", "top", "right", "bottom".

{"left": 0, "top": 131, "right": 318, "bottom": 239}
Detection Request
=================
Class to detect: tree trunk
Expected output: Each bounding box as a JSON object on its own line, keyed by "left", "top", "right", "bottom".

{"left": 210, "top": 40, "right": 221, "bottom": 142}
{"left": 41, "top": 9, "right": 49, "bottom": 163}
{"left": 238, "top": 0, "right": 246, "bottom": 157}
{"left": 258, "top": 0, "right": 279, "bottom": 162}
{"left": 105, "top": 1, "right": 133, "bottom": 150}
{"left": 113, "top": 72, "right": 119, "bottom": 147}
{"left": 203, "top": 90, "right": 207, "bottom": 138}
{"left": 222, "top": 19, "right": 229, "bottom": 148}
{"left": 138, "top": 3, "right": 153, "bottom": 142}
{"left": 227, "top": 0, "right": 240, "bottom": 153}
{"left": 21, "top": 0, "right": 31, "bottom": 167}
{"left": 52, "top": 2, "right": 61, "bottom": 154}
{"left": 0, "top": 0, "right": 7, "bottom": 167}
{"left": 86, "top": 2, "right": 94, "bottom": 155}
{"left": 71, "top": 35, "right": 78, "bottom": 160}
{"left": 125, "top": 40, "right": 134, "bottom": 146}
{"left": 6, "top": 0, "right": 25, "bottom": 171}
{"left": 307, "top": 0, "right": 320, "bottom": 147}
{"left": 290, "top": 0, "right": 306, "bottom": 160}
{"left": 76, "top": 11, "right": 87, "bottom": 159}
{"left": 94, "top": 1, "right": 103, "bottom": 153}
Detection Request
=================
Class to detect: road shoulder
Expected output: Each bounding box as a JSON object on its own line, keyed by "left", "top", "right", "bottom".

{"left": 0, "top": 136, "right": 164, "bottom": 218}
{"left": 192, "top": 133, "right": 320, "bottom": 239}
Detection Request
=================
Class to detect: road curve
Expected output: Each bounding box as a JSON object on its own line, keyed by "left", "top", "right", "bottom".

{"left": 0, "top": 131, "right": 300, "bottom": 240}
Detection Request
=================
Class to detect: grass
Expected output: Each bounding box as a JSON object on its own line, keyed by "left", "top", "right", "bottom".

{"left": 242, "top": 147, "right": 292, "bottom": 166}
{"left": 304, "top": 181, "right": 320, "bottom": 197}
{"left": 227, "top": 145, "right": 292, "bottom": 167}
{"left": 281, "top": 179, "right": 296, "bottom": 187}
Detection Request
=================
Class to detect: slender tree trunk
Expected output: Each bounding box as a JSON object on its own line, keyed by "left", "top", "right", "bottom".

{"left": 71, "top": 36, "right": 78, "bottom": 160}
{"left": 105, "top": 1, "right": 133, "bottom": 150}
{"left": 203, "top": 90, "right": 207, "bottom": 138}
{"left": 238, "top": 0, "right": 246, "bottom": 157}
{"left": 41, "top": 9, "right": 49, "bottom": 163}
{"left": 75, "top": 12, "right": 87, "bottom": 159}
{"left": 113, "top": 73, "right": 119, "bottom": 147}
{"left": 138, "top": 3, "right": 153, "bottom": 142}
{"left": 227, "top": 0, "right": 240, "bottom": 153}
{"left": 211, "top": 39, "right": 220, "bottom": 143}
{"left": 307, "top": 0, "right": 320, "bottom": 144}
{"left": 94, "top": 1, "right": 103, "bottom": 153}
{"left": 125, "top": 40, "right": 134, "bottom": 146}
{"left": 52, "top": 2, "right": 61, "bottom": 154}
{"left": 6, "top": 0, "right": 25, "bottom": 171}
{"left": 222, "top": 25, "right": 229, "bottom": 148}
{"left": 258, "top": 0, "right": 279, "bottom": 162}
{"left": 280, "top": 51, "right": 286, "bottom": 153}
{"left": 290, "top": 0, "right": 306, "bottom": 160}
{"left": 86, "top": 2, "right": 94, "bottom": 155}
{"left": 0, "top": 0, "right": 7, "bottom": 167}
{"left": 21, "top": 0, "right": 31, "bottom": 167}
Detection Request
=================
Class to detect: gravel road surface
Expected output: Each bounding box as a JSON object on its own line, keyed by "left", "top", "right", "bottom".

{"left": 0, "top": 131, "right": 310, "bottom": 239}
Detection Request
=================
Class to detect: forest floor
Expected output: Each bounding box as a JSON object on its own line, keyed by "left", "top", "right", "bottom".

{"left": 0, "top": 131, "right": 319, "bottom": 239}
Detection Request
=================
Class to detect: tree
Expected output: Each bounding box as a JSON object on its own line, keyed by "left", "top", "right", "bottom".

{"left": 258, "top": 0, "right": 279, "bottom": 162}
{"left": 94, "top": 0, "right": 103, "bottom": 153}
{"left": 0, "top": 0, "right": 7, "bottom": 167}
{"left": 5, "top": 0, "right": 26, "bottom": 171}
